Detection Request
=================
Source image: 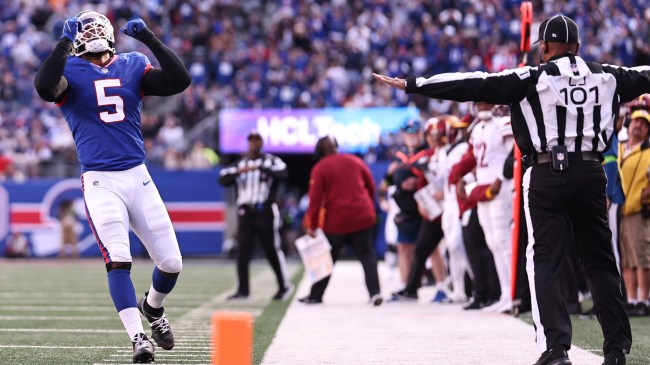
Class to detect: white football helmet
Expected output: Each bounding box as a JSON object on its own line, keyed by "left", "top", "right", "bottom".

{"left": 73, "top": 11, "right": 115, "bottom": 56}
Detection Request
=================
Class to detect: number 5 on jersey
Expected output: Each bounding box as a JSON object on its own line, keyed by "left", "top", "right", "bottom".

{"left": 94, "top": 79, "right": 125, "bottom": 123}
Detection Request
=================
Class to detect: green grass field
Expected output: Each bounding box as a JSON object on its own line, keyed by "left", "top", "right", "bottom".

{"left": 0, "top": 259, "right": 300, "bottom": 365}
{"left": 2, "top": 259, "right": 648, "bottom": 364}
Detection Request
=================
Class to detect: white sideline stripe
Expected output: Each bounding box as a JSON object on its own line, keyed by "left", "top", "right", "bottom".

{"left": 0, "top": 328, "right": 123, "bottom": 333}
{"left": 0, "top": 345, "right": 122, "bottom": 349}
{"left": 0, "top": 315, "right": 114, "bottom": 320}
{"left": 262, "top": 262, "right": 603, "bottom": 365}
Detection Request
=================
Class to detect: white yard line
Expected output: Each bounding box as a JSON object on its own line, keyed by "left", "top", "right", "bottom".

{"left": 0, "top": 328, "right": 124, "bottom": 333}
{"left": 0, "top": 345, "right": 123, "bottom": 349}
{"left": 0, "top": 305, "right": 193, "bottom": 311}
{"left": 0, "top": 315, "right": 115, "bottom": 320}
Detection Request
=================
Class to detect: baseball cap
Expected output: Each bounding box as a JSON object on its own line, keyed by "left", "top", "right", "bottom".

{"left": 247, "top": 130, "right": 262, "bottom": 140}
{"left": 631, "top": 109, "right": 650, "bottom": 124}
{"left": 534, "top": 15, "right": 579, "bottom": 44}
{"left": 400, "top": 119, "right": 422, "bottom": 134}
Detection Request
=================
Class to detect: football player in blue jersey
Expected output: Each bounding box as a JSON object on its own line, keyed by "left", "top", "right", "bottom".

{"left": 35, "top": 11, "right": 191, "bottom": 364}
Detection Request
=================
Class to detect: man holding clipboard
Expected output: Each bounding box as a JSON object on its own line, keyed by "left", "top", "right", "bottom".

{"left": 299, "top": 136, "right": 382, "bottom": 306}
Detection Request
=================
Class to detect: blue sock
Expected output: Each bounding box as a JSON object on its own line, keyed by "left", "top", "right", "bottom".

{"left": 152, "top": 266, "right": 178, "bottom": 294}
{"left": 107, "top": 269, "right": 137, "bottom": 312}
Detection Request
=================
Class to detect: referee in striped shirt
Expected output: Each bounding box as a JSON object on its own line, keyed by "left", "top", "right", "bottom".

{"left": 219, "top": 130, "right": 292, "bottom": 301}
{"left": 374, "top": 14, "right": 650, "bottom": 365}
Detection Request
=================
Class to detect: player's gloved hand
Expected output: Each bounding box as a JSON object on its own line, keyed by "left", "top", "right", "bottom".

{"left": 120, "top": 18, "right": 148, "bottom": 37}
{"left": 61, "top": 17, "right": 80, "bottom": 42}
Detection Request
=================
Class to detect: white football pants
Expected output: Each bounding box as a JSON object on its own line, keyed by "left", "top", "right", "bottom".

{"left": 441, "top": 202, "right": 471, "bottom": 298}
{"left": 82, "top": 164, "right": 182, "bottom": 271}
{"left": 477, "top": 179, "right": 513, "bottom": 302}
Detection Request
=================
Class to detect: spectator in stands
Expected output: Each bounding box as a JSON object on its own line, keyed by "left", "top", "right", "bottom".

{"left": 0, "top": 0, "right": 647, "bottom": 180}
{"left": 58, "top": 199, "right": 79, "bottom": 258}
{"left": 184, "top": 140, "right": 219, "bottom": 170}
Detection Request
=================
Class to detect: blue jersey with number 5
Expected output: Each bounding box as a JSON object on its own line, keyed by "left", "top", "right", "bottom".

{"left": 59, "top": 53, "right": 153, "bottom": 172}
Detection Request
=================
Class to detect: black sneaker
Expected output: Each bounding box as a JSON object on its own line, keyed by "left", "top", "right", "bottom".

{"left": 272, "top": 284, "right": 294, "bottom": 301}
{"left": 138, "top": 293, "right": 174, "bottom": 350}
{"left": 298, "top": 296, "right": 323, "bottom": 304}
{"left": 533, "top": 346, "right": 571, "bottom": 365}
{"left": 463, "top": 297, "right": 483, "bottom": 310}
{"left": 227, "top": 292, "right": 249, "bottom": 301}
{"left": 370, "top": 294, "right": 383, "bottom": 306}
{"left": 602, "top": 349, "right": 626, "bottom": 365}
{"left": 387, "top": 289, "right": 418, "bottom": 302}
{"left": 132, "top": 333, "right": 154, "bottom": 364}
{"left": 628, "top": 302, "right": 650, "bottom": 317}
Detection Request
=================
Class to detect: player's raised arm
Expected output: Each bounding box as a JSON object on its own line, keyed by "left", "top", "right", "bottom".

{"left": 121, "top": 19, "right": 191, "bottom": 96}
{"left": 34, "top": 17, "right": 78, "bottom": 102}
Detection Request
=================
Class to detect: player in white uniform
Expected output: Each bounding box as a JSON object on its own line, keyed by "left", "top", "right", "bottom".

{"left": 35, "top": 11, "right": 190, "bottom": 363}
{"left": 381, "top": 185, "right": 400, "bottom": 278}
{"left": 468, "top": 103, "right": 515, "bottom": 313}
{"left": 434, "top": 115, "right": 472, "bottom": 303}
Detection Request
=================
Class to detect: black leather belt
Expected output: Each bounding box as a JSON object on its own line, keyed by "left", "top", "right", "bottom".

{"left": 533, "top": 151, "right": 602, "bottom": 164}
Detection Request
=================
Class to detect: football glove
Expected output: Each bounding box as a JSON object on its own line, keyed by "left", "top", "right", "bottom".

{"left": 120, "top": 18, "right": 148, "bottom": 37}
{"left": 61, "top": 17, "right": 80, "bottom": 42}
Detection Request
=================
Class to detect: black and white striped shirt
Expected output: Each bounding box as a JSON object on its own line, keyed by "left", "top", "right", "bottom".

{"left": 405, "top": 54, "right": 650, "bottom": 157}
{"left": 219, "top": 153, "right": 288, "bottom": 206}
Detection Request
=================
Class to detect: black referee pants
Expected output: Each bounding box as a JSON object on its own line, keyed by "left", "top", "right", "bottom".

{"left": 523, "top": 161, "right": 631, "bottom": 354}
{"left": 463, "top": 208, "right": 501, "bottom": 303}
{"left": 404, "top": 218, "right": 444, "bottom": 294}
{"left": 235, "top": 203, "right": 288, "bottom": 296}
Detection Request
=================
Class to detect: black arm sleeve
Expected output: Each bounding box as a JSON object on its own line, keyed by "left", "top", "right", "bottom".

{"left": 218, "top": 165, "right": 239, "bottom": 186}
{"left": 603, "top": 64, "right": 650, "bottom": 104}
{"left": 405, "top": 68, "right": 531, "bottom": 105}
{"left": 34, "top": 39, "right": 74, "bottom": 103}
{"left": 136, "top": 29, "right": 191, "bottom": 96}
{"left": 260, "top": 167, "right": 289, "bottom": 179}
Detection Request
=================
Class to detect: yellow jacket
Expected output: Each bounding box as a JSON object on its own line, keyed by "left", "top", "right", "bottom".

{"left": 618, "top": 140, "right": 650, "bottom": 216}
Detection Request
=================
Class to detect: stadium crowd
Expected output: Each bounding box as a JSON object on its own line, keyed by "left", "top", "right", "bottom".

{"left": 0, "top": 0, "right": 648, "bottom": 181}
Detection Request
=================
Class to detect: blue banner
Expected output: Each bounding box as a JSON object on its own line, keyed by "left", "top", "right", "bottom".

{"left": 1, "top": 170, "right": 224, "bottom": 258}
{"left": 219, "top": 107, "right": 419, "bottom": 154}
